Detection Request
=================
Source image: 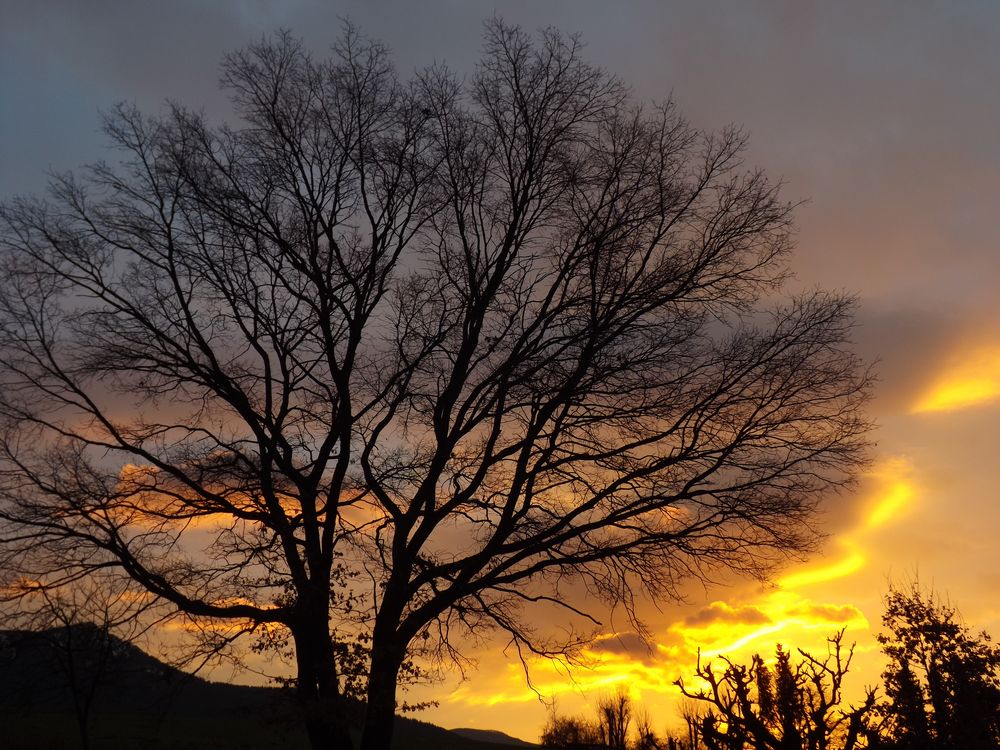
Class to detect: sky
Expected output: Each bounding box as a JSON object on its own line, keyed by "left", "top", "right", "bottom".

{"left": 3, "top": 0, "right": 1000, "bottom": 741}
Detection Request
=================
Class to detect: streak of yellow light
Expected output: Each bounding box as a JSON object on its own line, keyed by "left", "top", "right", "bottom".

{"left": 687, "top": 457, "right": 915, "bottom": 659}
{"left": 860, "top": 456, "right": 917, "bottom": 533}
{"left": 677, "top": 590, "right": 869, "bottom": 658}
{"left": 457, "top": 655, "right": 676, "bottom": 706}
{"left": 777, "top": 542, "right": 865, "bottom": 590}
{"left": 697, "top": 622, "right": 787, "bottom": 657}
{"left": 457, "top": 585, "right": 873, "bottom": 709}
{"left": 774, "top": 457, "right": 917, "bottom": 591}
{"left": 912, "top": 345, "right": 1000, "bottom": 413}
{"left": 866, "top": 478, "right": 914, "bottom": 529}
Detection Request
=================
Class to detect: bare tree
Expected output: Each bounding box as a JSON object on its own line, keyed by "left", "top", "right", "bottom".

{"left": 597, "top": 689, "right": 634, "bottom": 750}
{"left": 541, "top": 692, "right": 659, "bottom": 750}
{"left": 676, "top": 631, "right": 878, "bottom": 750}
{"left": 0, "top": 573, "right": 158, "bottom": 750}
{"left": 634, "top": 709, "right": 663, "bottom": 750}
{"left": 679, "top": 698, "right": 707, "bottom": 749}
{"left": 0, "top": 20, "right": 871, "bottom": 750}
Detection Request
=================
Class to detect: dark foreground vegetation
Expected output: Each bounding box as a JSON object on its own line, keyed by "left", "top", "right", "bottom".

{"left": 0, "top": 625, "right": 533, "bottom": 750}
{"left": 3, "top": 584, "right": 995, "bottom": 749}
{"left": 541, "top": 585, "right": 1000, "bottom": 750}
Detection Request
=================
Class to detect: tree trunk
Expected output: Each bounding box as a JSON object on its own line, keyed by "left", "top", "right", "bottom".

{"left": 293, "top": 617, "right": 354, "bottom": 750}
{"left": 358, "top": 639, "right": 404, "bottom": 750}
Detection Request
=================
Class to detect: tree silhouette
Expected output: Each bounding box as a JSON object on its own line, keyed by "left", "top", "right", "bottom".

{"left": 0, "top": 573, "right": 158, "bottom": 750}
{"left": 676, "top": 630, "right": 877, "bottom": 749}
{"left": 540, "top": 691, "right": 673, "bottom": 750}
{"left": 541, "top": 711, "right": 601, "bottom": 749}
{"left": 877, "top": 583, "right": 1000, "bottom": 749}
{"left": 0, "top": 19, "right": 872, "bottom": 750}
{"left": 879, "top": 660, "right": 930, "bottom": 750}
{"left": 634, "top": 709, "right": 664, "bottom": 750}
{"left": 597, "top": 689, "right": 634, "bottom": 750}
{"left": 679, "top": 698, "right": 708, "bottom": 750}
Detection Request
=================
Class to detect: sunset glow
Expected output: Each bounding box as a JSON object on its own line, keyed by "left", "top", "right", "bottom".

{"left": 413, "top": 457, "right": 919, "bottom": 732}
{"left": 912, "top": 345, "right": 1000, "bottom": 414}
{"left": 4, "top": 3, "right": 1000, "bottom": 746}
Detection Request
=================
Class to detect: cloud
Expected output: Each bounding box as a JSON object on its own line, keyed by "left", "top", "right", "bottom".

{"left": 912, "top": 344, "right": 1000, "bottom": 414}
{"left": 588, "top": 631, "right": 654, "bottom": 662}
{"left": 851, "top": 305, "right": 961, "bottom": 417}
{"left": 777, "top": 543, "right": 866, "bottom": 590}
{"left": 778, "top": 456, "right": 918, "bottom": 590}
{"left": 661, "top": 458, "right": 918, "bottom": 661}
{"left": 453, "top": 455, "right": 919, "bottom": 714}
{"left": 785, "top": 602, "right": 865, "bottom": 624}
{"left": 682, "top": 602, "right": 771, "bottom": 628}
{"left": 5, "top": 3, "right": 1000, "bottom": 744}
{"left": 864, "top": 459, "right": 917, "bottom": 530}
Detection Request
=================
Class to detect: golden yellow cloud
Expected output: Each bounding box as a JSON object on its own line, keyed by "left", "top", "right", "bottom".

{"left": 449, "top": 653, "right": 650, "bottom": 707}
{"left": 455, "top": 587, "right": 870, "bottom": 711}
{"left": 675, "top": 590, "right": 869, "bottom": 659}
{"left": 866, "top": 457, "right": 917, "bottom": 526}
{"left": 912, "top": 345, "right": 1000, "bottom": 413}
{"left": 777, "top": 541, "right": 866, "bottom": 590}
{"left": 778, "top": 456, "right": 917, "bottom": 589}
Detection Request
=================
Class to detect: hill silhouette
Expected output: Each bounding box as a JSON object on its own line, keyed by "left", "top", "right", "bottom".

{"left": 451, "top": 728, "right": 537, "bottom": 746}
{"left": 0, "top": 624, "right": 536, "bottom": 749}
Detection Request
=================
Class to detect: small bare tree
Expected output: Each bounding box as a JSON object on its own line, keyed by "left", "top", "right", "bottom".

{"left": 634, "top": 709, "right": 663, "bottom": 750}
{"left": 0, "top": 572, "right": 158, "bottom": 750}
{"left": 678, "top": 698, "right": 707, "bottom": 749}
{"left": 597, "top": 689, "right": 634, "bottom": 750}
{"left": 0, "top": 19, "right": 871, "bottom": 750}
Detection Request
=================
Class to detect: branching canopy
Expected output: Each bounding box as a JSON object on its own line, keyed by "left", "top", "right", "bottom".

{"left": 0, "top": 20, "right": 871, "bottom": 748}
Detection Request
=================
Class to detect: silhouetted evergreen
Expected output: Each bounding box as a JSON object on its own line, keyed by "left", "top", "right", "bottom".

{"left": 876, "top": 583, "right": 1000, "bottom": 750}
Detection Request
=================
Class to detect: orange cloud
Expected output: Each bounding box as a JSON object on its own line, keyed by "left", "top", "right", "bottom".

{"left": 114, "top": 462, "right": 313, "bottom": 531}
{"left": 588, "top": 631, "right": 655, "bottom": 662}
{"left": 912, "top": 345, "right": 1000, "bottom": 413}
{"left": 785, "top": 602, "right": 866, "bottom": 622}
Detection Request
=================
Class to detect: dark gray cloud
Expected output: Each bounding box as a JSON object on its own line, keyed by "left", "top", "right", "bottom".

{"left": 4, "top": 1, "right": 997, "bottom": 314}
{"left": 786, "top": 602, "right": 863, "bottom": 624}
{"left": 589, "top": 631, "right": 654, "bottom": 663}
{"left": 683, "top": 602, "right": 772, "bottom": 628}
